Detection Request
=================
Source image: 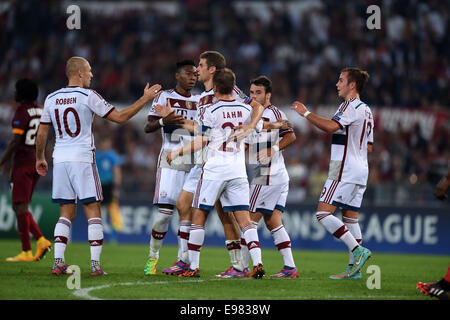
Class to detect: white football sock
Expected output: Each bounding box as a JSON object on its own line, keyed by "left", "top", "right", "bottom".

{"left": 271, "top": 225, "right": 296, "bottom": 268}
{"left": 149, "top": 207, "right": 173, "bottom": 259}
{"left": 240, "top": 236, "right": 250, "bottom": 269}
{"left": 54, "top": 217, "right": 71, "bottom": 262}
{"left": 88, "top": 218, "right": 103, "bottom": 263}
{"left": 242, "top": 224, "right": 262, "bottom": 266}
{"left": 187, "top": 224, "right": 204, "bottom": 270}
{"left": 316, "top": 211, "right": 358, "bottom": 251}
{"left": 343, "top": 216, "right": 362, "bottom": 265}
{"left": 226, "top": 239, "right": 243, "bottom": 271}
{"left": 178, "top": 220, "right": 191, "bottom": 262}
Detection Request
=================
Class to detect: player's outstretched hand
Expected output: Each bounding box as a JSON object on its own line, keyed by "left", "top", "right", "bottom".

{"left": 155, "top": 99, "right": 173, "bottom": 117}
{"left": 36, "top": 160, "right": 48, "bottom": 176}
{"left": 279, "top": 119, "right": 293, "bottom": 130}
{"left": 143, "top": 83, "right": 162, "bottom": 102}
{"left": 162, "top": 111, "right": 185, "bottom": 126}
{"left": 154, "top": 104, "right": 171, "bottom": 117}
{"left": 291, "top": 101, "right": 308, "bottom": 117}
{"left": 266, "top": 119, "right": 293, "bottom": 130}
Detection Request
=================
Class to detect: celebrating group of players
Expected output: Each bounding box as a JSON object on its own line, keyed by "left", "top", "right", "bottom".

{"left": 2, "top": 50, "right": 374, "bottom": 280}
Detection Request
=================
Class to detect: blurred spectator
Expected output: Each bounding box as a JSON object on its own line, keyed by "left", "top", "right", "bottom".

{"left": 0, "top": 0, "right": 448, "bottom": 206}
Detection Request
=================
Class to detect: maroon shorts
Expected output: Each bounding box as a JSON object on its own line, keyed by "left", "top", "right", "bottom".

{"left": 11, "top": 165, "right": 40, "bottom": 203}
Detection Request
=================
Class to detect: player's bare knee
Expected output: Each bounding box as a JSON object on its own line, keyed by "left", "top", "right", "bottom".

{"left": 232, "top": 211, "right": 251, "bottom": 229}
{"left": 250, "top": 211, "right": 263, "bottom": 223}
{"left": 176, "top": 201, "right": 191, "bottom": 218}
{"left": 342, "top": 209, "right": 358, "bottom": 219}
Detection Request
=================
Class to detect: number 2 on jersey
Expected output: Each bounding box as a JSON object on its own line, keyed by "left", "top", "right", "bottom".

{"left": 24, "top": 118, "right": 40, "bottom": 146}
{"left": 219, "top": 122, "right": 242, "bottom": 152}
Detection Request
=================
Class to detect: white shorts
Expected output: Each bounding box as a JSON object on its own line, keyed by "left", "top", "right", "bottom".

{"left": 182, "top": 165, "right": 202, "bottom": 194}
{"left": 153, "top": 167, "right": 188, "bottom": 205}
{"left": 249, "top": 182, "right": 288, "bottom": 214}
{"left": 52, "top": 162, "right": 102, "bottom": 204}
{"left": 193, "top": 178, "right": 250, "bottom": 212}
{"left": 319, "top": 179, "right": 366, "bottom": 212}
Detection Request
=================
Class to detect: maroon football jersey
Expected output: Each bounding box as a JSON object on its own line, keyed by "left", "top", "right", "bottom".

{"left": 11, "top": 103, "right": 43, "bottom": 167}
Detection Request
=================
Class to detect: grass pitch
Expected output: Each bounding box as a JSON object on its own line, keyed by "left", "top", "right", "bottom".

{"left": 0, "top": 239, "right": 448, "bottom": 300}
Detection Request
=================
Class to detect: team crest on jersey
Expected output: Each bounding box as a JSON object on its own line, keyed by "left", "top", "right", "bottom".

{"left": 160, "top": 191, "right": 168, "bottom": 199}
{"left": 186, "top": 101, "right": 193, "bottom": 109}
{"left": 238, "top": 90, "right": 247, "bottom": 100}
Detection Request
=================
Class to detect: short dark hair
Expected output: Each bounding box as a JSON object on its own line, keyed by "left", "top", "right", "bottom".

{"left": 341, "top": 67, "right": 370, "bottom": 93}
{"left": 176, "top": 59, "right": 196, "bottom": 72}
{"left": 213, "top": 68, "right": 235, "bottom": 95}
{"left": 199, "top": 51, "right": 226, "bottom": 70}
{"left": 250, "top": 75, "right": 272, "bottom": 94}
{"left": 15, "top": 78, "right": 38, "bottom": 103}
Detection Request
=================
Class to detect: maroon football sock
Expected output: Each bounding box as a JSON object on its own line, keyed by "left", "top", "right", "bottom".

{"left": 26, "top": 211, "right": 43, "bottom": 240}
{"left": 17, "top": 212, "right": 31, "bottom": 251}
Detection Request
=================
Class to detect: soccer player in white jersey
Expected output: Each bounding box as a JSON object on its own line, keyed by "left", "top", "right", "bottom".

{"left": 162, "top": 52, "right": 288, "bottom": 278}
{"left": 243, "top": 76, "right": 299, "bottom": 278}
{"left": 173, "top": 68, "right": 265, "bottom": 279}
{"left": 161, "top": 52, "right": 291, "bottom": 277}
{"left": 143, "top": 60, "right": 198, "bottom": 275}
{"left": 291, "top": 67, "right": 374, "bottom": 279}
{"left": 193, "top": 51, "right": 264, "bottom": 278}
{"left": 35, "top": 56, "right": 161, "bottom": 275}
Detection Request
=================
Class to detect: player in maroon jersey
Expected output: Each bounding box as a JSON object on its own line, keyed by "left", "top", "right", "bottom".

{"left": 0, "top": 79, "right": 52, "bottom": 262}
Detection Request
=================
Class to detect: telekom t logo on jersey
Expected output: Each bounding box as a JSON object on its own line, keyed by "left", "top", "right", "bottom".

{"left": 66, "top": 5, "right": 81, "bottom": 30}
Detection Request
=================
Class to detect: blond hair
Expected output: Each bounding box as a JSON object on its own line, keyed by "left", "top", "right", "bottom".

{"left": 66, "top": 56, "right": 88, "bottom": 79}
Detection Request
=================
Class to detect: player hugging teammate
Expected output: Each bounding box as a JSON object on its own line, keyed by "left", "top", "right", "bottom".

{"left": 31, "top": 53, "right": 374, "bottom": 281}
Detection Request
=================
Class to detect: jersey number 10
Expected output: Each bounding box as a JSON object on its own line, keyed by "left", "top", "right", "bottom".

{"left": 54, "top": 108, "right": 81, "bottom": 139}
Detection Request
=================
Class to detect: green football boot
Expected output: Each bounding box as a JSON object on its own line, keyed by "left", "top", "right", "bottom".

{"left": 329, "top": 265, "right": 362, "bottom": 280}
{"left": 348, "top": 246, "right": 371, "bottom": 277}
{"left": 144, "top": 257, "right": 158, "bottom": 275}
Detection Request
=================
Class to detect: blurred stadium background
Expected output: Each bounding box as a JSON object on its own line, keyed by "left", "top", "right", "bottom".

{"left": 0, "top": 1, "right": 448, "bottom": 255}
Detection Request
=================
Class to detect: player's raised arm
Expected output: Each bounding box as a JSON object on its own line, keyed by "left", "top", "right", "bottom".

{"left": 291, "top": 101, "right": 341, "bottom": 133}
{"left": 106, "top": 83, "right": 162, "bottom": 124}
{"left": 263, "top": 119, "right": 293, "bottom": 130}
{"left": 167, "top": 135, "right": 207, "bottom": 165}
{"left": 230, "top": 99, "right": 265, "bottom": 141}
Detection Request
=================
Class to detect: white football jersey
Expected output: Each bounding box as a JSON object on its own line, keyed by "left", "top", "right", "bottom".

{"left": 247, "top": 105, "right": 292, "bottom": 185}
{"left": 194, "top": 86, "right": 263, "bottom": 166}
{"left": 148, "top": 89, "right": 198, "bottom": 171}
{"left": 199, "top": 99, "right": 253, "bottom": 180}
{"left": 329, "top": 98, "right": 374, "bottom": 185}
{"left": 196, "top": 86, "right": 252, "bottom": 120}
{"left": 41, "top": 86, "right": 115, "bottom": 163}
